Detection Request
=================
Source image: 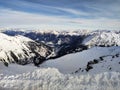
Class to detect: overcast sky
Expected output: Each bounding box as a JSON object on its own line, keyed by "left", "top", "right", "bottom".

{"left": 0, "top": 0, "right": 120, "bottom": 30}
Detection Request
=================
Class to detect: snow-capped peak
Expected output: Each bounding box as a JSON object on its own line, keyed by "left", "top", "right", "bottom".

{"left": 0, "top": 33, "right": 53, "bottom": 65}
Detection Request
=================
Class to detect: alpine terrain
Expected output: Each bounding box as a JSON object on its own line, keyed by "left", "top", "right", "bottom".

{"left": 0, "top": 29, "right": 120, "bottom": 90}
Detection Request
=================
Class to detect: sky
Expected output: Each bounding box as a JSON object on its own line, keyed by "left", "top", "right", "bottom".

{"left": 0, "top": 0, "right": 120, "bottom": 30}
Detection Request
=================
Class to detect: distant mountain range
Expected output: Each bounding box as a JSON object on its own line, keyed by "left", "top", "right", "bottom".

{"left": 0, "top": 29, "right": 120, "bottom": 66}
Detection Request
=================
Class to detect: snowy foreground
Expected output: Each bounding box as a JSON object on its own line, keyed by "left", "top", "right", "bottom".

{"left": 0, "top": 46, "right": 120, "bottom": 90}
{"left": 0, "top": 63, "right": 120, "bottom": 90}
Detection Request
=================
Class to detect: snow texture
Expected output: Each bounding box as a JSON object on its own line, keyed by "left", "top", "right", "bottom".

{"left": 0, "top": 62, "right": 120, "bottom": 90}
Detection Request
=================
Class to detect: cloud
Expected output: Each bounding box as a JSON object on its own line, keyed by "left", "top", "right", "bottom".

{"left": 0, "top": 0, "right": 120, "bottom": 30}
{"left": 0, "top": 9, "right": 83, "bottom": 30}
{"left": 0, "top": 9, "right": 68, "bottom": 24}
{"left": 0, "top": 9, "right": 120, "bottom": 30}
{"left": 1, "top": 0, "right": 120, "bottom": 19}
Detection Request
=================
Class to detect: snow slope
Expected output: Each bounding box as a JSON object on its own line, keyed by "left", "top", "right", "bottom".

{"left": 41, "top": 46, "right": 120, "bottom": 74}
{"left": 0, "top": 33, "right": 53, "bottom": 65}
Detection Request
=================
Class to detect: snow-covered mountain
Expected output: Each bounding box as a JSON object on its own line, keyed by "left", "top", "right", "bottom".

{"left": 1, "top": 32, "right": 120, "bottom": 74}
{"left": 1, "top": 30, "right": 120, "bottom": 65}
{"left": 2, "top": 30, "right": 88, "bottom": 58}
{"left": 2, "top": 30, "right": 120, "bottom": 58}
{"left": 2, "top": 29, "right": 120, "bottom": 47}
{"left": 83, "top": 31, "right": 120, "bottom": 47}
{"left": 0, "top": 33, "right": 53, "bottom": 66}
